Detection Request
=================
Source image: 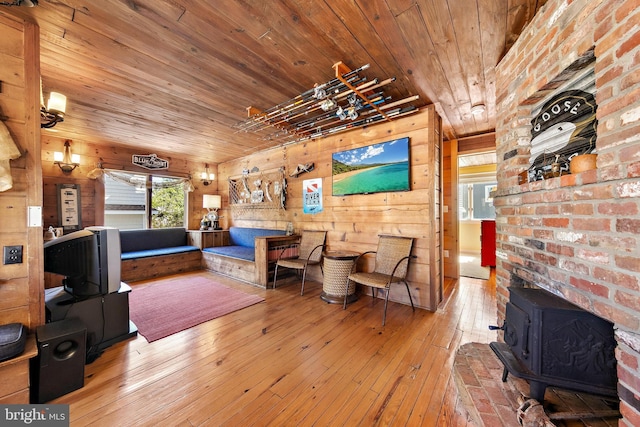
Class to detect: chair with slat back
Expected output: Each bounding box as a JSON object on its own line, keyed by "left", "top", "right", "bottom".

{"left": 273, "top": 230, "right": 326, "bottom": 295}
{"left": 344, "top": 235, "right": 415, "bottom": 325}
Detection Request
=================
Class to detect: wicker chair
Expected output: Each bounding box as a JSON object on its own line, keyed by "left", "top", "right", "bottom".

{"left": 273, "top": 230, "right": 326, "bottom": 295}
{"left": 344, "top": 235, "right": 415, "bottom": 326}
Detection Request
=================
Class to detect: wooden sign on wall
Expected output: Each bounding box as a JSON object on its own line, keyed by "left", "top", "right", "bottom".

{"left": 57, "top": 183, "right": 82, "bottom": 231}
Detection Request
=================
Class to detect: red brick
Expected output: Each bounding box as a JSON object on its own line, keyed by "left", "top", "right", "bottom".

{"left": 572, "top": 184, "right": 614, "bottom": 200}
{"left": 593, "top": 267, "right": 639, "bottom": 291}
{"left": 617, "top": 180, "right": 640, "bottom": 198}
{"left": 615, "top": 0, "right": 640, "bottom": 24}
{"left": 617, "top": 26, "right": 640, "bottom": 59}
{"left": 598, "top": 64, "right": 624, "bottom": 87}
{"left": 562, "top": 202, "right": 594, "bottom": 215}
{"left": 616, "top": 346, "right": 639, "bottom": 370}
{"left": 559, "top": 258, "right": 591, "bottom": 275}
{"left": 536, "top": 205, "right": 559, "bottom": 215}
{"left": 621, "top": 68, "right": 640, "bottom": 91}
{"left": 534, "top": 252, "right": 558, "bottom": 266}
{"left": 620, "top": 402, "right": 640, "bottom": 427}
{"left": 543, "top": 217, "right": 570, "bottom": 228}
{"left": 629, "top": 161, "right": 640, "bottom": 178}
{"left": 615, "top": 290, "right": 640, "bottom": 311}
{"left": 533, "top": 229, "right": 554, "bottom": 240}
{"left": 617, "top": 218, "right": 640, "bottom": 234}
{"left": 616, "top": 255, "right": 640, "bottom": 272}
{"left": 619, "top": 363, "right": 640, "bottom": 396}
{"left": 572, "top": 217, "right": 611, "bottom": 231}
{"left": 547, "top": 242, "right": 575, "bottom": 257}
{"left": 599, "top": 202, "right": 639, "bottom": 216}
{"left": 593, "top": 300, "right": 640, "bottom": 330}
{"left": 588, "top": 235, "right": 637, "bottom": 252}
{"left": 598, "top": 87, "right": 640, "bottom": 119}
{"left": 619, "top": 144, "right": 640, "bottom": 164}
{"left": 576, "top": 248, "right": 610, "bottom": 264}
{"left": 570, "top": 276, "right": 610, "bottom": 297}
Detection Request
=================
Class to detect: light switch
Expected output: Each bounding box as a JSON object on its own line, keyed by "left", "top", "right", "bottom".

{"left": 28, "top": 206, "right": 42, "bottom": 227}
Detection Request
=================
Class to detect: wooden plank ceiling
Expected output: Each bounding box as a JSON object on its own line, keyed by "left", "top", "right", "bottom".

{"left": 4, "top": 0, "right": 547, "bottom": 164}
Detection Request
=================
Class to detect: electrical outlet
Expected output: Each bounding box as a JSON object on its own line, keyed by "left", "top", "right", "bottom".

{"left": 3, "top": 245, "right": 23, "bottom": 265}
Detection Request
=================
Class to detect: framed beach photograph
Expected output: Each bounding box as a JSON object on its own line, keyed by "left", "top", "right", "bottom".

{"left": 332, "top": 137, "right": 410, "bottom": 196}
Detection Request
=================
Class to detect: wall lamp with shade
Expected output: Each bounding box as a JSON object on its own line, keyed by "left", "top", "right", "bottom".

{"left": 54, "top": 140, "right": 80, "bottom": 173}
{"left": 41, "top": 92, "right": 67, "bottom": 128}
{"left": 201, "top": 194, "right": 222, "bottom": 230}
{"left": 200, "top": 164, "right": 215, "bottom": 186}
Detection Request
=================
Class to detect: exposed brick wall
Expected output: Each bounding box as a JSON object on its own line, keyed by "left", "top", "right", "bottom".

{"left": 494, "top": 0, "right": 640, "bottom": 423}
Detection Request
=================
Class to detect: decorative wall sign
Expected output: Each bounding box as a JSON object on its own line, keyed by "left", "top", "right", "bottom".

{"left": 528, "top": 89, "right": 597, "bottom": 181}
{"left": 57, "top": 183, "right": 82, "bottom": 231}
{"left": 132, "top": 154, "right": 169, "bottom": 170}
{"left": 303, "top": 178, "right": 323, "bottom": 214}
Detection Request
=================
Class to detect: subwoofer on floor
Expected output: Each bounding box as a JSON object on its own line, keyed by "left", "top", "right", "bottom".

{"left": 30, "top": 318, "right": 87, "bottom": 403}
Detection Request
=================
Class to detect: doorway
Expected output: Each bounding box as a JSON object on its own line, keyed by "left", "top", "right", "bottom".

{"left": 458, "top": 152, "right": 496, "bottom": 279}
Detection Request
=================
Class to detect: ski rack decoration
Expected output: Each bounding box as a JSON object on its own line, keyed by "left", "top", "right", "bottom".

{"left": 233, "top": 61, "right": 419, "bottom": 145}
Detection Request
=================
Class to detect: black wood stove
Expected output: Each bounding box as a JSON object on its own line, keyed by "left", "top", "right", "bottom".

{"left": 490, "top": 286, "right": 617, "bottom": 402}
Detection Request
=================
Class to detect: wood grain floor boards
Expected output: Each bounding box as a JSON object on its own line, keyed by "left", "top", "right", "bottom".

{"left": 53, "top": 269, "right": 498, "bottom": 426}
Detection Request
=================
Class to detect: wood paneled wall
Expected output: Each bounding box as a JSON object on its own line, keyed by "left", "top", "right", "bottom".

{"left": 218, "top": 107, "right": 444, "bottom": 310}
{"left": 40, "top": 135, "right": 219, "bottom": 232}
{"left": 442, "top": 139, "right": 458, "bottom": 279}
{"left": 0, "top": 13, "right": 43, "bottom": 331}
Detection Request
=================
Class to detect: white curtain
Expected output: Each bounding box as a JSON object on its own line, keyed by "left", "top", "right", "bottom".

{"left": 88, "top": 168, "right": 194, "bottom": 192}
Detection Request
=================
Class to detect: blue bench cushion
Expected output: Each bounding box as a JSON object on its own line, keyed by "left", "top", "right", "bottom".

{"left": 228, "top": 227, "right": 286, "bottom": 247}
{"left": 121, "top": 245, "right": 199, "bottom": 260}
{"left": 120, "top": 227, "right": 189, "bottom": 253}
{"left": 203, "top": 246, "right": 255, "bottom": 261}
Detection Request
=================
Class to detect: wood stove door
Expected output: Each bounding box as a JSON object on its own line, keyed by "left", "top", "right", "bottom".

{"left": 504, "top": 301, "right": 532, "bottom": 370}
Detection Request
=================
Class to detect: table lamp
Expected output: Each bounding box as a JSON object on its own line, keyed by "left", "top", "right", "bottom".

{"left": 203, "top": 194, "right": 222, "bottom": 230}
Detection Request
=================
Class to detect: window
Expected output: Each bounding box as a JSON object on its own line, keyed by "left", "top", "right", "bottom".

{"left": 104, "top": 171, "right": 187, "bottom": 229}
{"left": 459, "top": 182, "right": 496, "bottom": 221}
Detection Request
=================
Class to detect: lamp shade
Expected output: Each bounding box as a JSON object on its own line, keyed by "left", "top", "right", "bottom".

{"left": 203, "top": 194, "right": 221, "bottom": 209}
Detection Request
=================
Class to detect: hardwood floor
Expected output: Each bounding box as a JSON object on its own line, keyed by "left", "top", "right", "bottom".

{"left": 55, "top": 270, "right": 497, "bottom": 426}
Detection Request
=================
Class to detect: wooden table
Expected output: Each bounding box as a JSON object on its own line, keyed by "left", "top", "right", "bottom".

{"left": 320, "top": 250, "right": 360, "bottom": 304}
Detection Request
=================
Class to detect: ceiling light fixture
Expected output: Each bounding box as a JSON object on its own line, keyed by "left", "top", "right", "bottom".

{"left": 200, "top": 164, "right": 215, "bottom": 186}
{"left": 470, "top": 104, "right": 486, "bottom": 116}
{"left": 41, "top": 92, "right": 67, "bottom": 128}
{"left": 54, "top": 140, "right": 80, "bottom": 173}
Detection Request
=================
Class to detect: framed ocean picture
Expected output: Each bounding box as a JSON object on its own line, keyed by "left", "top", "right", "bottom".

{"left": 332, "top": 137, "right": 410, "bottom": 196}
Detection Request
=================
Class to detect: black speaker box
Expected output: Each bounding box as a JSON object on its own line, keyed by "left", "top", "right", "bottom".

{"left": 30, "top": 318, "right": 87, "bottom": 403}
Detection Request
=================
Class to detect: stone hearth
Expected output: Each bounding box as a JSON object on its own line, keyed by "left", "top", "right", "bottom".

{"left": 452, "top": 343, "right": 620, "bottom": 426}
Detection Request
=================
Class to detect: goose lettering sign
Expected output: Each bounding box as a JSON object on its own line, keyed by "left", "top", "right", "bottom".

{"left": 528, "top": 89, "right": 597, "bottom": 182}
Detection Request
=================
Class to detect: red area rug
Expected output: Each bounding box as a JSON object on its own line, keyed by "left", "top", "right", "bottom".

{"left": 129, "top": 276, "right": 264, "bottom": 342}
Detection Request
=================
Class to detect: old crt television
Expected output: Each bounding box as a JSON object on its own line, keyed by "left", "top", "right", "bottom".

{"left": 44, "top": 226, "right": 121, "bottom": 298}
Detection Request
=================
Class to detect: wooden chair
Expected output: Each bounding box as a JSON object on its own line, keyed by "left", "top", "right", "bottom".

{"left": 344, "top": 235, "right": 415, "bottom": 326}
{"left": 273, "top": 230, "right": 326, "bottom": 295}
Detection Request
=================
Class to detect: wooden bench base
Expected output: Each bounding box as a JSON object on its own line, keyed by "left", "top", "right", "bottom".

{"left": 201, "top": 235, "right": 301, "bottom": 288}
{"left": 121, "top": 251, "right": 201, "bottom": 282}
{"left": 201, "top": 251, "right": 257, "bottom": 285}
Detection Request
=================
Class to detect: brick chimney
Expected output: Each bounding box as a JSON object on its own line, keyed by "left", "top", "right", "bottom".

{"left": 494, "top": 0, "right": 640, "bottom": 425}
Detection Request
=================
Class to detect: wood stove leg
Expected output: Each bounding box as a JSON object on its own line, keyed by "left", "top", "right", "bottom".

{"left": 529, "top": 381, "right": 547, "bottom": 402}
{"left": 502, "top": 367, "right": 509, "bottom": 382}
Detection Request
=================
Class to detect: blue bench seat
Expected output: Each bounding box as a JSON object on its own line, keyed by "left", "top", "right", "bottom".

{"left": 203, "top": 246, "right": 255, "bottom": 261}
{"left": 122, "top": 245, "right": 199, "bottom": 260}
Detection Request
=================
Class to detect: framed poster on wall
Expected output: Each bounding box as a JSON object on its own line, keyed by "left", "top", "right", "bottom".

{"left": 57, "top": 183, "right": 82, "bottom": 232}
